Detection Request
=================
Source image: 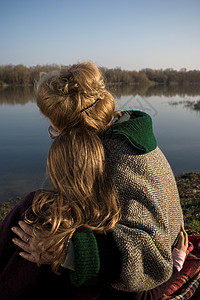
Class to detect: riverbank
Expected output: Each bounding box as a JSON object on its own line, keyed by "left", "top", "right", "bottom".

{"left": 176, "top": 172, "right": 200, "bottom": 233}
{"left": 1, "top": 172, "right": 200, "bottom": 232}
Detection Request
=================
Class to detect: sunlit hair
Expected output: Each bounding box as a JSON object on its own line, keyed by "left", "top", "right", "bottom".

{"left": 26, "top": 62, "right": 120, "bottom": 272}
{"left": 26, "top": 129, "right": 120, "bottom": 272}
{"left": 35, "top": 62, "right": 115, "bottom": 132}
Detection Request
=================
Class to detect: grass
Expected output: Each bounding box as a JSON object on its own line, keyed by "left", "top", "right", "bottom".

{"left": 0, "top": 197, "right": 22, "bottom": 223}
{"left": 1, "top": 173, "right": 200, "bottom": 233}
{"left": 176, "top": 172, "right": 200, "bottom": 233}
{"left": 0, "top": 202, "right": 15, "bottom": 222}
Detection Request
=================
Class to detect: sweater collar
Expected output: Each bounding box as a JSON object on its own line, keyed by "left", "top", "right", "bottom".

{"left": 107, "top": 110, "right": 157, "bottom": 154}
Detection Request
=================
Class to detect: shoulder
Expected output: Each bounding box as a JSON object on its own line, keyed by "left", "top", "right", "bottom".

{"left": 1, "top": 191, "right": 36, "bottom": 227}
{"left": 103, "top": 110, "right": 157, "bottom": 154}
{"left": 15, "top": 191, "right": 36, "bottom": 212}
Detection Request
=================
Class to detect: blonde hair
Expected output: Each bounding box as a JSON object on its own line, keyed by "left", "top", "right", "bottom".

{"left": 27, "top": 62, "right": 120, "bottom": 272}
{"left": 36, "top": 62, "right": 115, "bottom": 132}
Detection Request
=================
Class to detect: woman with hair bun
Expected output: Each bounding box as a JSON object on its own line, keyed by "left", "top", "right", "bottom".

{"left": 0, "top": 62, "right": 187, "bottom": 299}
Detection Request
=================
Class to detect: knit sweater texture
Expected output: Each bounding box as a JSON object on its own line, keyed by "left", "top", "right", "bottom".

{"left": 101, "top": 110, "right": 183, "bottom": 292}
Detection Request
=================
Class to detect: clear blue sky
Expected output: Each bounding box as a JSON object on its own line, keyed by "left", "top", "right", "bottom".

{"left": 1, "top": 0, "right": 200, "bottom": 70}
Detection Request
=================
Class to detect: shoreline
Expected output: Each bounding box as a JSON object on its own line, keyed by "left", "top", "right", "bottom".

{"left": 1, "top": 172, "right": 200, "bottom": 232}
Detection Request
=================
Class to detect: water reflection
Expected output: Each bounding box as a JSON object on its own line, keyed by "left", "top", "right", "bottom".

{"left": 168, "top": 100, "right": 200, "bottom": 114}
{"left": 0, "top": 86, "right": 200, "bottom": 202}
{"left": 0, "top": 86, "right": 35, "bottom": 105}
{"left": 108, "top": 83, "right": 200, "bottom": 98}
{"left": 1, "top": 84, "right": 200, "bottom": 105}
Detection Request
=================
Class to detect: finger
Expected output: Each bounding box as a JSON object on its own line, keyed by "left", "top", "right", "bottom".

{"left": 181, "top": 224, "right": 186, "bottom": 234}
{"left": 180, "top": 224, "right": 188, "bottom": 246}
{"left": 184, "top": 231, "right": 188, "bottom": 247}
{"left": 12, "top": 238, "right": 31, "bottom": 253}
{"left": 18, "top": 221, "right": 33, "bottom": 236}
{"left": 175, "top": 232, "right": 182, "bottom": 249}
{"left": 179, "top": 231, "right": 184, "bottom": 245}
{"left": 11, "top": 226, "right": 30, "bottom": 243}
{"left": 19, "top": 251, "right": 38, "bottom": 263}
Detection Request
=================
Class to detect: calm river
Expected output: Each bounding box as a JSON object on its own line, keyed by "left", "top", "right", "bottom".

{"left": 0, "top": 86, "right": 200, "bottom": 202}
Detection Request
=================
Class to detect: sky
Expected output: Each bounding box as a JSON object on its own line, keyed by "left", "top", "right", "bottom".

{"left": 0, "top": 0, "right": 200, "bottom": 71}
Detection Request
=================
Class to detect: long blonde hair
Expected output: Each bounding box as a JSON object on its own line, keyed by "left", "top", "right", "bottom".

{"left": 27, "top": 62, "right": 120, "bottom": 272}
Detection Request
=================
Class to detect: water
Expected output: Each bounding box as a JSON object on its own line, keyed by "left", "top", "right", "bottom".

{"left": 0, "top": 86, "right": 200, "bottom": 202}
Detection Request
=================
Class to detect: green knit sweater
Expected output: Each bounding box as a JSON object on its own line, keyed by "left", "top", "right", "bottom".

{"left": 69, "top": 111, "right": 183, "bottom": 292}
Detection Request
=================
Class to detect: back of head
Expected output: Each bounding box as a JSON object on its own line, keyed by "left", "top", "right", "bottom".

{"left": 36, "top": 62, "right": 115, "bottom": 132}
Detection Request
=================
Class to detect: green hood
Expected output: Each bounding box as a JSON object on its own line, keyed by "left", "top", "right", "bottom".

{"left": 107, "top": 110, "right": 157, "bottom": 154}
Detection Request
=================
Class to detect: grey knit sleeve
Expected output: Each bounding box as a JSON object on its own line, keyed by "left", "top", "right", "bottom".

{"left": 104, "top": 139, "right": 183, "bottom": 292}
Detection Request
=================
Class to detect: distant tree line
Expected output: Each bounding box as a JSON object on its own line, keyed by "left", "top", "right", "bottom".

{"left": 102, "top": 67, "right": 200, "bottom": 86}
{"left": 0, "top": 64, "right": 200, "bottom": 87}
{"left": 0, "top": 64, "right": 60, "bottom": 86}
